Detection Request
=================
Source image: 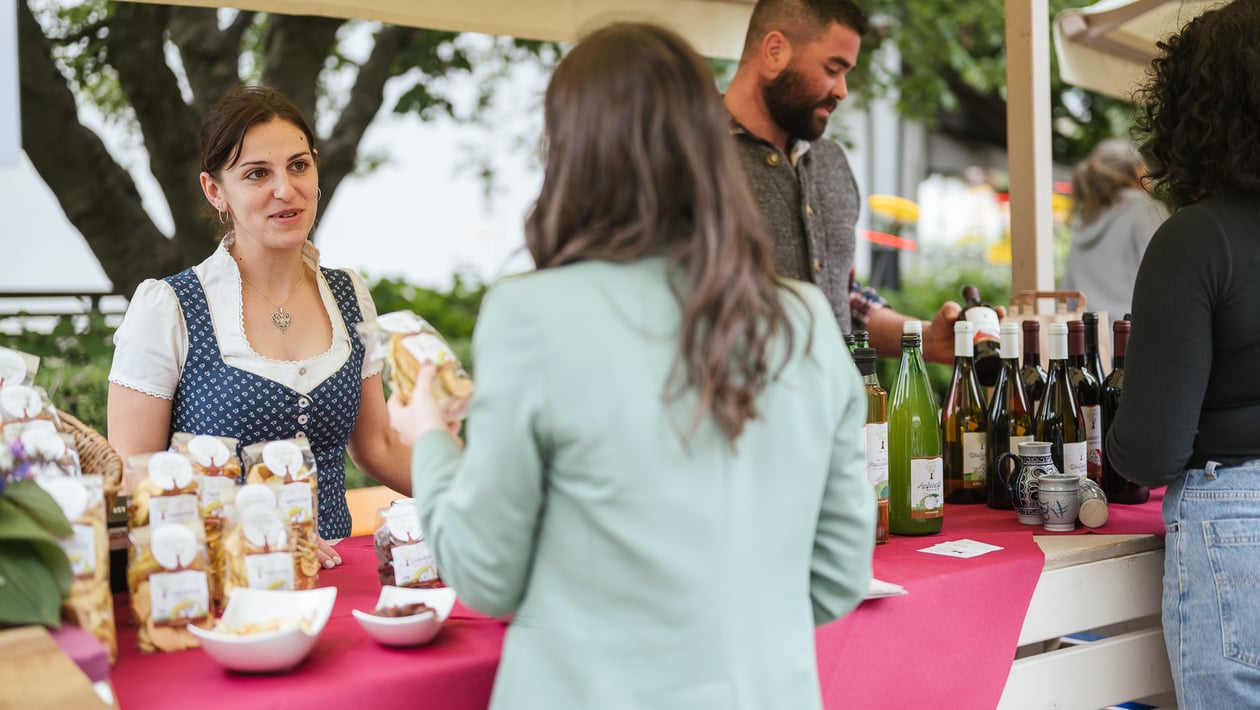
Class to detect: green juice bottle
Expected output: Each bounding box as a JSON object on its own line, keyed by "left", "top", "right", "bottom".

{"left": 888, "top": 320, "right": 944, "bottom": 535}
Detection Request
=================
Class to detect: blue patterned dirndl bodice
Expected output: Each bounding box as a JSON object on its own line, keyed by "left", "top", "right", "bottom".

{"left": 165, "top": 267, "right": 364, "bottom": 538}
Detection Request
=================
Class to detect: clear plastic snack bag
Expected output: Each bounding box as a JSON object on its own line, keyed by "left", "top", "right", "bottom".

{"left": 127, "top": 521, "right": 214, "bottom": 653}
{"left": 170, "top": 433, "right": 243, "bottom": 614}
{"left": 242, "top": 438, "right": 320, "bottom": 590}
{"left": 39, "top": 475, "right": 117, "bottom": 662}
{"left": 357, "top": 310, "right": 474, "bottom": 422}
{"left": 222, "top": 484, "right": 296, "bottom": 598}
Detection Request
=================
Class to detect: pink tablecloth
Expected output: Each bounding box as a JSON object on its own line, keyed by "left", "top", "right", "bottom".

{"left": 816, "top": 493, "right": 1166, "bottom": 710}
{"left": 111, "top": 494, "right": 1166, "bottom": 710}
{"left": 110, "top": 537, "right": 506, "bottom": 710}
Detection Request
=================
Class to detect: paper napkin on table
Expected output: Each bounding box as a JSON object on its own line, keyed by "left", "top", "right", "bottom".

{"left": 864, "top": 578, "right": 908, "bottom": 599}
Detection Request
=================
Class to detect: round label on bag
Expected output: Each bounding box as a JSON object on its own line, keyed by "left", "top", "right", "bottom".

{"left": 149, "top": 451, "right": 195, "bottom": 490}
{"left": 187, "top": 435, "right": 233, "bottom": 468}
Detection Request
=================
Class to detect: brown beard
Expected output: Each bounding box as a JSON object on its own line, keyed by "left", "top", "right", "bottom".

{"left": 763, "top": 64, "right": 835, "bottom": 143}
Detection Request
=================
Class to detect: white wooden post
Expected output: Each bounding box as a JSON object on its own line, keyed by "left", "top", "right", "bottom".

{"left": 1005, "top": 0, "right": 1056, "bottom": 296}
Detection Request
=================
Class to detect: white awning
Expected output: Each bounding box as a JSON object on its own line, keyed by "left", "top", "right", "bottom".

{"left": 1052, "top": 0, "right": 1228, "bottom": 101}
{"left": 124, "top": 0, "right": 757, "bottom": 60}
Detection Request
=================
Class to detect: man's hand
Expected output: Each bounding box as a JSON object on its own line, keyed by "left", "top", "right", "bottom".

{"left": 923, "top": 301, "right": 963, "bottom": 364}
{"left": 922, "top": 301, "right": 1009, "bottom": 365}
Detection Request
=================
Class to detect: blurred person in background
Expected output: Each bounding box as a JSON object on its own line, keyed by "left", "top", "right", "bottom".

{"left": 1106, "top": 1, "right": 1260, "bottom": 706}
{"left": 107, "top": 85, "right": 412, "bottom": 566}
{"left": 388, "top": 21, "right": 874, "bottom": 710}
{"left": 1060, "top": 137, "right": 1167, "bottom": 319}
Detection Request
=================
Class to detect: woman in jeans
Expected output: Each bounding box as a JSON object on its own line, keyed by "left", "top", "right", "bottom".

{"left": 1106, "top": 1, "right": 1260, "bottom": 706}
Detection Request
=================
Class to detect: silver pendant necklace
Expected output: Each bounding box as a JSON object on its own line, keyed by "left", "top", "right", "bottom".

{"left": 240, "top": 267, "right": 304, "bottom": 334}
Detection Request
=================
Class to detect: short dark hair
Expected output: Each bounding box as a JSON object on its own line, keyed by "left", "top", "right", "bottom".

{"left": 1135, "top": 0, "right": 1260, "bottom": 208}
{"left": 742, "top": 0, "right": 869, "bottom": 57}
{"left": 200, "top": 85, "right": 318, "bottom": 178}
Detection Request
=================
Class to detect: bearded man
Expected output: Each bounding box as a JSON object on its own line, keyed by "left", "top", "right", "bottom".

{"left": 725, "top": 0, "right": 967, "bottom": 363}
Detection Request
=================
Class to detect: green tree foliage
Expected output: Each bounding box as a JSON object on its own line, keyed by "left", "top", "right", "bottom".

{"left": 853, "top": 0, "right": 1139, "bottom": 165}
{"left": 18, "top": 0, "right": 556, "bottom": 297}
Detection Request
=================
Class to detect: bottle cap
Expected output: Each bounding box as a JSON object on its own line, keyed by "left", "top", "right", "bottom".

{"left": 902, "top": 320, "right": 923, "bottom": 334}
{"left": 852, "top": 347, "right": 877, "bottom": 376}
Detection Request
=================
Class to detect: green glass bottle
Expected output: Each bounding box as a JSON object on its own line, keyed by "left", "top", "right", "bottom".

{"left": 888, "top": 320, "right": 944, "bottom": 535}
{"left": 986, "top": 322, "right": 1034, "bottom": 509}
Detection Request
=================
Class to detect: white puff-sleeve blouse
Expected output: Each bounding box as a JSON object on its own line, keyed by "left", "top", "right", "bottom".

{"left": 109, "top": 239, "right": 381, "bottom": 399}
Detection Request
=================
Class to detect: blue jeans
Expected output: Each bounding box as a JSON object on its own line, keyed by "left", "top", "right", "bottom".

{"left": 1163, "top": 460, "right": 1260, "bottom": 708}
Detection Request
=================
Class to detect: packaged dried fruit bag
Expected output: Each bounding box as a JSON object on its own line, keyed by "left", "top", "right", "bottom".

{"left": 222, "top": 484, "right": 296, "bottom": 598}
{"left": 373, "top": 499, "right": 443, "bottom": 589}
{"left": 127, "top": 521, "right": 213, "bottom": 653}
{"left": 125, "top": 451, "right": 201, "bottom": 529}
{"left": 357, "top": 311, "right": 474, "bottom": 422}
{"left": 242, "top": 438, "right": 320, "bottom": 590}
{"left": 170, "top": 433, "right": 242, "bottom": 614}
{"left": 39, "top": 475, "right": 117, "bottom": 663}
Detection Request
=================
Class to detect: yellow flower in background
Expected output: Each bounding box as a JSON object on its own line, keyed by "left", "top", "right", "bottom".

{"left": 1052, "top": 193, "right": 1074, "bottom": 224}
{"left": 868, "top": 194, "right": 921, "bottom": 224}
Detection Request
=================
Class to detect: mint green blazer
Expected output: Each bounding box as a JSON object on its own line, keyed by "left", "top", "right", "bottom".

{"left": 411, "top": 257, "right": 875, "bottom": 710}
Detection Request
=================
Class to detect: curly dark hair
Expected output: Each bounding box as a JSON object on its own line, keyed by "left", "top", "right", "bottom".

{"left": 1134, "top": 0, "right": 1260, "bottom": 209}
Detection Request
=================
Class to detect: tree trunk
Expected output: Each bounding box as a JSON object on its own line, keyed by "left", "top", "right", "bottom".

{"left": 18, "top": 0, "right": 179, "bottom": 297}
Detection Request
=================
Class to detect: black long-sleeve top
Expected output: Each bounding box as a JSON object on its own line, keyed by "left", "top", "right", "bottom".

{"left": 1107, "top": 190, "right": 1260, "bottom": 487}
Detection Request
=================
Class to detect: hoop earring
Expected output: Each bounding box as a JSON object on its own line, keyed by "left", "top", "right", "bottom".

{"left": 317, "top": 187, "right": 323, "bottom": 202}
{"left": 218, "top": 210, "right": 228, "bottom": 225}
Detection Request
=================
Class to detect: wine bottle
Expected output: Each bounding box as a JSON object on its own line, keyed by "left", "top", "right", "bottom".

{"left": 1020, "top": 320, "right": 1048, "bottom": 407}
{"left": 986, "top": 322, "right": 1034, "bottom": 510}
{"left": 1034, "top": 322, "right": 1088, "bottom": 479}
{"left": 853, "top": 330, "right": 870, "bottom": 351}
{"left": 888, "top": 321, "right": 944, "bottom": 535}
{"left": 1100, "top": 320, "right": 1149, "bottom": 504}
{"left": 1067, "top": 320, "right": 1103, "bottom": 481}
{"left": 844, "top": 332, "right": 856, "bottom": 353}
{"left": 960, "top": 285, "right": 1002, "bottom": 387}
{"left": 942, "top": 321, "right": 988, "bottom": 504}
{"left": 854, "top": 347, "right": 890, "bottom": 543}
{"left": 1082, "top": 312, "right": 1108, "bottom": 385}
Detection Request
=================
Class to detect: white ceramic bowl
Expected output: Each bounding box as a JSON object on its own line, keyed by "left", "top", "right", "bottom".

{"left": 352, "top": 586, "right": 457, "bottom": 648}
{"left": 187, "top": 587, "right": 337, "bottom": 673}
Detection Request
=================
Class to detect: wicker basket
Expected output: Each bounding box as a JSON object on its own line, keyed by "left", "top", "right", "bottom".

{"left": 57, "top": 409, "right": 123, "bottom": 510}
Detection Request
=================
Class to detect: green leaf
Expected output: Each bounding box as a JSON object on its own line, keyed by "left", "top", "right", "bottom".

{"left": 3, "top": 481, "right": 73, "bottom": 538}
{"left": 0, "top": 542, "right": 65, "bottom": 629}
{"left": 0, "top": 498, "right": 63, "bottom": 544}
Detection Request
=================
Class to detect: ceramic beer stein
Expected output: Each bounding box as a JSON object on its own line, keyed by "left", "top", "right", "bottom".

{"left": 1039, "top": 473, "right": 1082, "bottom": 532}
{"left": 1077, "top": 477, "right": 1109, "bottom": 529}
{"left": 996, "top": 441, "right": 1059, "bottom": 525}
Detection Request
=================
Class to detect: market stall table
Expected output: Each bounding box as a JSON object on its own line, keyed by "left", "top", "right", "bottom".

{"left": 109, "top": 494, "right": 1167, "bottom": 710}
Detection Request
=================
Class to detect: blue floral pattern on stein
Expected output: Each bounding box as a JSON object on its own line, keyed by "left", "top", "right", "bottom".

{"left": 998, "top": 441, "right": 1059, "bottom": 525}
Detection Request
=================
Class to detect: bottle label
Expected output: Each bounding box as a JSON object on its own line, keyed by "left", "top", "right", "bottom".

{"left": 1008, "top": 435, "right": 1034, "bottom": 455}
{"left": 1081, "top": 405, "right": 1102, "bottom": 477}
{"left": 864, "top": 422, "right": 889, "bottom": 494}
{"left": 1063, "top": 441, "right": 1088, "bottom": 479}
{"left": 910, "top": 456, "right": 944, "bottom": 519}
{"left": 964, "top": 307, "right": 1001, "bottom": 343}
{"left": 391, "top": 540, "right": 439, "bottom": 586}
{"left": 963, "top": 431, "right": 986, "bottom": 486}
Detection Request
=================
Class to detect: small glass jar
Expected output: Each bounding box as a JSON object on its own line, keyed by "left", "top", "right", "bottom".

{"left": 372, "top": 499, "right": 444, "bottom": 588}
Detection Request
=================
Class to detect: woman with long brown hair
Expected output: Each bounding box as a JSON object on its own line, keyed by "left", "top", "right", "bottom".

{"left": 388, "top": 21, "right": 873, "bottom": 709}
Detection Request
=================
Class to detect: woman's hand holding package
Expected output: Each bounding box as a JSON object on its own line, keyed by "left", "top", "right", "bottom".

{"left": 388, "top": 363, "right": 462, "bottom": 447}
